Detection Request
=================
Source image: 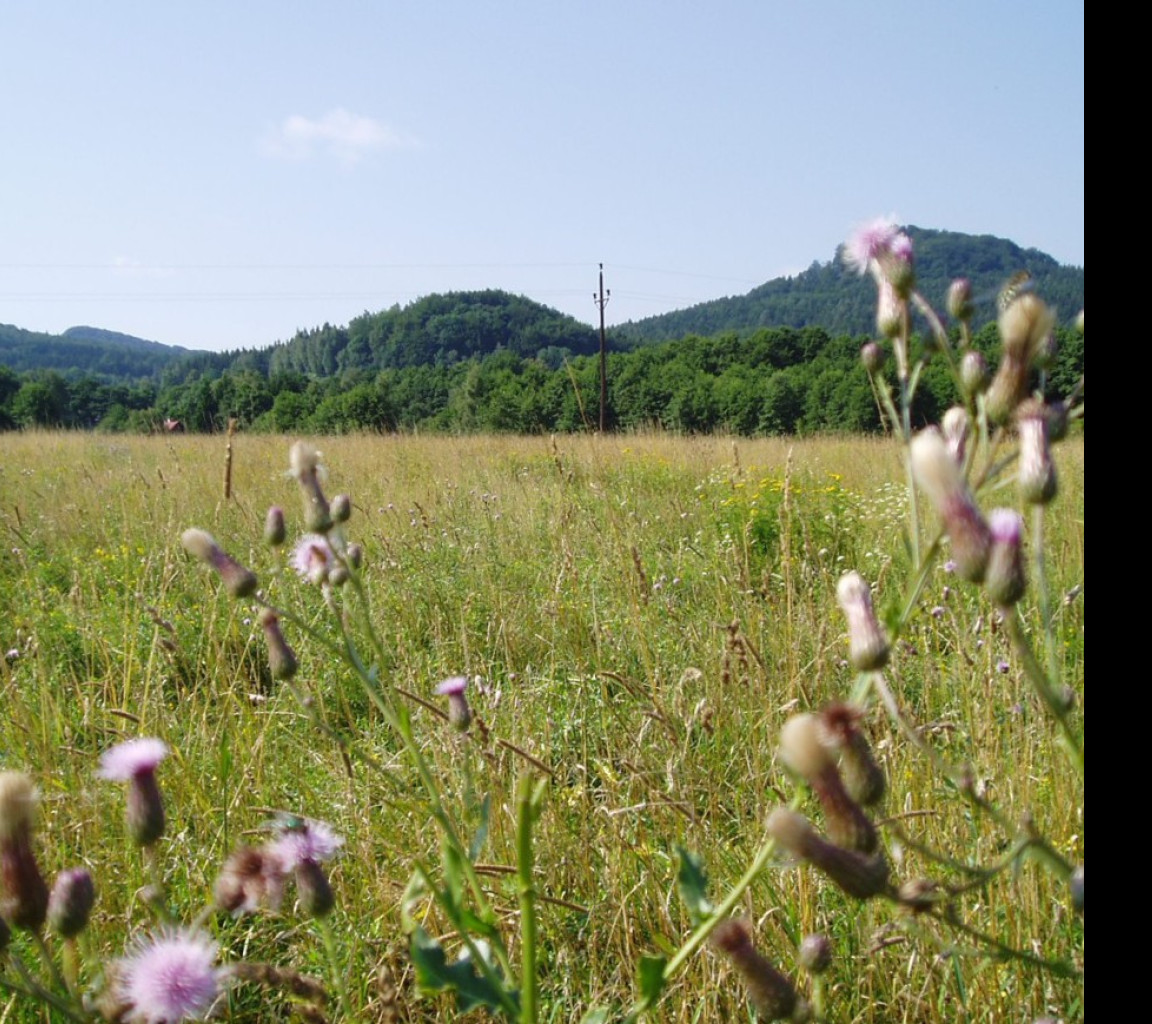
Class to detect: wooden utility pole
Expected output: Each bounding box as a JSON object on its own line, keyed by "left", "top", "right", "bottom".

{"left": 594, "top": 264, "right": 610, "bottom": 432}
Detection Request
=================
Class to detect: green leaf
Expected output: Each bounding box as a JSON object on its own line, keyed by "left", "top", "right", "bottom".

{"left": 638, "top": 954, "right": 667, "bottom": 1004}
{"left": 578, "top": 1009, "right": 612, "bottom": 1024}
{"left": 442, "top": 837, "right": 466, "bottom": 909}
{"left": 410, "top": 927, "right": 518, "bottom": 1016}
{"left": 400, "top": 871, "right": 429, "bottom": 934}
{"left": 675, "top": 846, "right": 713, "bottom": 926}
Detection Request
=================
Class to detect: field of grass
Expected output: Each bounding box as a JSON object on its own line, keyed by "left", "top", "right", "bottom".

{"left": 0, "top": 429, "right": 1084, "bottom": 1022}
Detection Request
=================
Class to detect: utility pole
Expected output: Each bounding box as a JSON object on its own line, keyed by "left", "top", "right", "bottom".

{"left": 594, "top": 263, "right": 610, "bottom": 432}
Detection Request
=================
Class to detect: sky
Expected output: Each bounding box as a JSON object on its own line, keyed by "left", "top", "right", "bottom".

{"left": 1, "top": 2, "right": 1084, "bottom": 354}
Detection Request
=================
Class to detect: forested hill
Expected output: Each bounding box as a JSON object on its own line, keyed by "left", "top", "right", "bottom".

{"left": 0, "top": 323, "right": 190, "bottom": 377}
{"left": 614, "top": 227, "right": 1085, "bottom": 344}
{"left": 263, "top": 290, "right": 601, "bottom": 377}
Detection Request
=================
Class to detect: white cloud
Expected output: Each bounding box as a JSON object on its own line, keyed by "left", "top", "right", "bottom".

{"left": 260, "top": 108, "right": 417, "bottom": 163}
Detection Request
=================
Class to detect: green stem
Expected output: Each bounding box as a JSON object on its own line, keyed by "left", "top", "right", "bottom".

{"left": 516, "top": 775, "right": 542, "bottom": 1024}
{"left": 316, "top": 915, "right": 357, "bottom": 1023}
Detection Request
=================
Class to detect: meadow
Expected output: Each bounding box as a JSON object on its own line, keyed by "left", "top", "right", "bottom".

{"left": 0, "top": 428, "right": 1083, "bottom": 1022}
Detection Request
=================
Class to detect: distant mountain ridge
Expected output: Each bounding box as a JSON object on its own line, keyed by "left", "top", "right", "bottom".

{"left": 614, "top": 227, "right": 1084, "bottom": 343}
{"left": 0, "top": 227, "right": 1084, "bottom": 380}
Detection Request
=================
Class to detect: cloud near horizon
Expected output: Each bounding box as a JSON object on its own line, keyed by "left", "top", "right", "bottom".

{"left": 260, "top": 108, "right": 418, "bottom": 162}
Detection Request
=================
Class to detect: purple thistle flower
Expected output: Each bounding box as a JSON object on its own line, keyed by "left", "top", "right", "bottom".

{"left": 115, "top": 928, "right": 224, "bottom": 1024}
{"left": 436, "top": 675, "right": 473, "bottom": 732}
{"left": 291, "top": 534, "right": 337, "bottom": 585}
{"left": 268, "top": 818, "right": 343, "bottom": 871}
{"left": 97, "top": 739, "right": 169, "bottom": 782}
{"left": 844, "top": 217, "right": 901, "bottom": 275}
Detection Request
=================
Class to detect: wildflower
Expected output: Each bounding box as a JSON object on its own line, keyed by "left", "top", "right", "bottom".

{"left": 48, "top": 867, "right": 95, "bottom": 938}
{"left": 798, "top": 933, "right": 832, "bottom": 975}
{"left": 331, "top": 493, "right": 352, "bottom": 524}
{"left": 291, "top": 534, "right": 337, "bottom": 585}
{"left": 910, "top": 428, "right": 990, "bottom": 583}
{"left": 1017, "top": 399, "right": 1057, "bottom": 504}
{"left": 114, "top": 927, "right": 224, "bottom": 1024}
{"left": 0, "top": 772, "right": 49, "bottom": 931}
{"left": 835, "top": 572, "right": 889, "bottom": 672}
{"left": 269, "top": 818, "right": 342, "bottom": 921}
{"left": 947, "top": 278, "right": 973, "bottom": 321}
{"left": 289, "top": 442, "right": 333, "bottom": 533}
{"left": 180, "top": 529, "right": 257, "bottom": 599}
{"left": 941, "top": 406, "right": 969, "bottom": 464}
{"left": 263, "top": 506, "right": 287, "bottom": 547}
{"left": 779, "top": 714, "right": 877, "bottom": 853}
{"left": 436, "top": 675, "right": 473, "bottom": 733}
{"left": 818, "top": 703, "right": 885, "bottom": 807}
{"left": 959, "top": 350, "right": 989, "bottom": 399}
{"left": 876, "top": 278, "right": 903, "bottom": 339}
{"left": 97, "top": 738, "right": 170, "bottom": 847}
{"left": 711, "top": 918, "right": 803, "bottom": 1022}
{"left": 213, "top": 845, "right": 286, "bottom": 915}
{"left": 986, "top": 293, "right": 1056, "bottom": 424}
{"left": 766, "top": 807, "right": 890, "bottom": 900}
{"left": 985, "top": 509, "right": 1026, "bottom": 606}
{"left": 258, "top": 608, "right": 298, "bottom": 681}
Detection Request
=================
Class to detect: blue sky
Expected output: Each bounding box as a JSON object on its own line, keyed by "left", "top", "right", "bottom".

{"left": 1, "top": 2, "right": 1084, "bottom": 353}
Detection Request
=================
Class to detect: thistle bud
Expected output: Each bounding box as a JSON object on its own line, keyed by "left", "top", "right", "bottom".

{"left": 986, "top": 294, "right": 1056, "bottom": 424}
{"left": 289, "top": 442, "right": 333, "bottom": 534}
{"left": 876, "top": 279, "right": 903, "bottom": 339}
{"left": 346, "top": 543, "right": 364, "bottom": 570}
{"left": 47, "top": 868, "right": 95, "bottom": 938}
{"left": 941, "top": 406, "right": 969, "bottom": 464}
{"left": 711, "top": 918, "right": 801, "bottom": 1022}
{"left": 910, "top": 429, "right": 990, "bottom": 582}
{"left": 181, "top": 529, "right": 258, "bottom": 599}
{"left": 946, "top": 278, "right": 972, "bottom": 321}
{"left": 259, "top": 608, "right": 298, "bottom": 681}
{"left": 294, "top": 858, "right": 335, "bottom": 919}
{"left": 797, "top": 934, "right": 832, "bottom": 975}
{"left": 836, "top": 572, "right": 889, "bottom": 672}
{"left": 1016, "top": 400, "right": 1057, "bottom": 504}
{"left": 0, "top": 772, "right": 49, "bottom": 931}
{"left": 860, "top": 341, "right": 885, "bottom": 374}
{"left": 96, "top": 739, "right": 170, "bottom": 848}
{"left": 1070, "top": 865, "right": 1083, "bottom": 914}
{"left": 985, "top": 509, "right": 1026, "bottom": 607}
{"left": 436, "top": 676, "right": 473, "bottom": 733}
{"left": 331, "top": 494, "right": 352, "bottom": 524}
{"left": 959, "top": 350, "right": 989, "bottom": 398}
{"left": 818, "top": 703, "right": 885, "bottom": 807}
{"left": 263, "top": 506, "right": 287, "bottom": 547}
{"left": 780, "top": 714, "right": 876, "bottom": 853}
{"left": 766, "top": 808, "right": 890, "bottom": 900}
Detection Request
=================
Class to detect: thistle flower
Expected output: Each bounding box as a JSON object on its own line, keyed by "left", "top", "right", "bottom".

{"left": 818, "top": 703, "right": 886, "bottom": 807}
{"left": 330, "top": 493, "right": 352, "bottom": 524}
{"left": 1016, "top": 400, "right": 1057, "bottom": 504}
{"left": 180, "top": 529, "right": 257, "bottom": 599}
{"left": 48, "top": 867, "right": 95, "bottom": 938}
{"left": 269, "top": 818, "right": 342, "bottom": 921}
{"left": 836, "top": 572, "right": 889, "bottom": 672}
{"left": 947, "top": 278, "right": 973, "bottom": 321}
{"left": 289, "top": 442, "right": 333, "bottom": 533}
{"left": 0, "top": 771, "right": 49, "bottom": 931}
{"left": 766, "top": 808, "right": 890, "bottom": 900}
{"left": 985, "top": 509, "right": 1026, "bottom": 606}
{"left": 844, "top": 217, "right": 914, "bottom": 294}
{"left": 97, "top": 738, "right": 170, "bottom": 847}
{"left": 941, "top": 406, "right": 969, "bottom": 464}
{"left": 986, "top": 293, "right": 1056, "bottom": 424}
{"left": 258, "top": 608, "right": 298, "bottom": 681}
{"left": 779, "top": 714, "right": 877, "bottom": 853}
{"left": 213, "top": 845, "right": 286, "bottom": 915}
{"left": 114, "top": 927, "right": 225, "bottom": 1024}
{"left": 711, "top": 918, "right": 802, "bottom": 1022}
{"left": 436, "top": 675, "right": 473, "bottom": 733}
{"left": 910, "top": 428, "right": 991, "bottom": 582}
{"left": 959, "top": 350, "right": 989, "bottom": 398}
{"left": 797, "top": 934, "right": 832, "bottom": 975}
{"left": 291, "top": 533, "right": 337, "bottom": 585}
{"left": 263, "top": 506, "right": 287, "bottom": 547}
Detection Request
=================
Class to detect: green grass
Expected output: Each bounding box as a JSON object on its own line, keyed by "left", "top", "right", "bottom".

{"left": 0, "top": 430, "right": 1084, "bottom": 1022}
